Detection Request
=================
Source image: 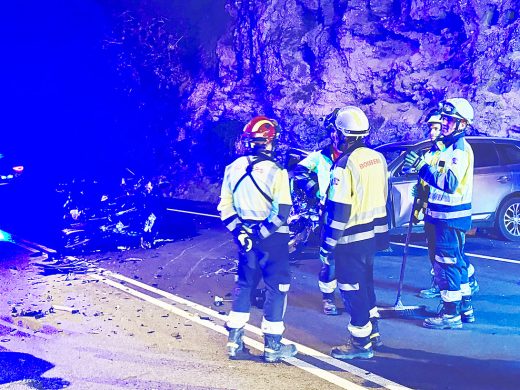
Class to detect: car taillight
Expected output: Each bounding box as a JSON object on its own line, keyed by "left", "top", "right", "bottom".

{"left": 13, "top": 166, "right": 24, "bottom": 173}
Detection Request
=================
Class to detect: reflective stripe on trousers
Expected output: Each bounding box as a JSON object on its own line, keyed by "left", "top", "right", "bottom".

{"left": 427, "top": 223, "right": 468, "bottom": 300}
{"left": 228, "top": 232, "right": 291, "bottom": 335}
{"left": 334, "top": 248, "right": 376, "bottom": 328}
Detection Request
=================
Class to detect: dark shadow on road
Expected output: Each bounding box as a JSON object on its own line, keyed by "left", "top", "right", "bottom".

{"left": 0, "top": 347, "right": 70, "bottom": 388}
{"left": 330, "top": 346, "right": 520, "bottom": 390}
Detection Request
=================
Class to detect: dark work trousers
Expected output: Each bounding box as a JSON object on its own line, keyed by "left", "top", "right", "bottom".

{"left": 426, "top": 223, "right": 469, "bottom": 295}
{"left": 425, "top": 222, "right": 436, "bottom": 270}
{"left": 335, "top": 246, "right": 376, "bottom": 328}
{"left": 319, "top": 254, "right": 336, "bottom": 297}
{"left": 231, "top": 232, "right": 291, "bottom": 326}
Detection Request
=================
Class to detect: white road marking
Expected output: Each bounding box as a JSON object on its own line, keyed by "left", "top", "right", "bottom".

{"left": 92, "top": 273, "right": 386, "bottom": 390}
{"left": 169, "top": 210, "right": 520, "bottom": 265}
{"left": 166, "top": 208, "right": 220, "bottom": 218}
{"left": 390, "top": 242, "right": 520, "bottom": 264}
{"left": 97, "top": 268, "right": 410, "bottom": 390}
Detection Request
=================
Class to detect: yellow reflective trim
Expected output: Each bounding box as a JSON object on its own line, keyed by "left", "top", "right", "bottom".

{"left": 338, "top": 282, "right": 359, "bottom": 291}
{"left": 440, "top": 290, "right": 462, "bottom": 302}
{"left": 330, "top": 220, "right": 348, "bottom": 230}
{"left": 338, "top": 230, "right": 375, "bottom": 244}
{"left": 435, "top": 254, "right": 457, "bottom": 264}
{"left": 319, "top": 280, "right": 337, "bottom": 293}
{"left": 251, "top": 119, "right": 272, "bottom": 134}
{"left": 427, "top": 209, "right": 472, "bottom": 219}
{"left": 325, "top": 237, "right": 337, "bottom": 246}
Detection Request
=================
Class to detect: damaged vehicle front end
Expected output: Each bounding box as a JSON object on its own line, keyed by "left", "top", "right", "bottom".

{"left": 60, "top": 171, "right": 163, "bottom": 252}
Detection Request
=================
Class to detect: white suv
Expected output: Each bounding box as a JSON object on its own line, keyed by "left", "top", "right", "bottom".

{"left": 376, "top": 136, "right": 520, "bottom": 241}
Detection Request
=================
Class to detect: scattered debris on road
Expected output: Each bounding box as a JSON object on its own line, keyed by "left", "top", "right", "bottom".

{"left": 202, "top": 257, "right": 238, "bottom": 278}
{"left": 213, "top": 295, "right": 232, "bottom": 307}
{"left": 33, "top": 256, "right": 94, "bottom": 275}
{"left": 51, "top": 305, "right": 80, "bottom": 314}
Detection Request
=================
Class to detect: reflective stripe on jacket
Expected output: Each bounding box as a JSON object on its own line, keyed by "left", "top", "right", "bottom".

{"left": 217, "top": 154, "right": 292, "bottom": 238}
{"left": 419, "top": 134, "right": 473, "bottom": 231}
{"left": 321, "top": 143, "right": 389, "bottom": 254}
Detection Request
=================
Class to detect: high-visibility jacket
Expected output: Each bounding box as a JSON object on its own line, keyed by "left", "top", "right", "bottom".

{"left": 320, "top": 141, "right": 389, "bottom": 254}
{"left": 217, "top": 152, "right": 292, "bottom": 238}
{"left": 423, "top": 140, "right": 444, "bottom": 166}
{"left": 418, "top": 132, "right": 474, "bottom": 231}
{"left": 292, "top": 146, "right": 336, "bottom": 202}
{"left": 414, "top": 141, "right": 445, "bottom": 221}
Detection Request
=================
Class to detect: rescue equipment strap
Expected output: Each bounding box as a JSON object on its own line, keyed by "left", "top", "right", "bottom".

{"left": 232, "top": 154, "right": 276, "bottom": 203}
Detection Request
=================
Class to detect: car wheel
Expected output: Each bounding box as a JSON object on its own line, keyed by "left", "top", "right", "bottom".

{"left": 496, "top": 197, "right": 520, "bottom": 242}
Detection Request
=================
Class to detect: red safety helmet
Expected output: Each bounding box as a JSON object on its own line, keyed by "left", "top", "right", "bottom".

{"left": 242, "top": 116, "right": 279, "bottom": 150}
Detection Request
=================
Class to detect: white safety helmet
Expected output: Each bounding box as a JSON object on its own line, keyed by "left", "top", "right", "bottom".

{"left": 438, "top": 98, "right": 474, "bottom": 124}
{"left": 427, "top": 114, "right": 442, "bottom": 124}
{"left": 324, "top": 106, "right": 370, "bottom": 137}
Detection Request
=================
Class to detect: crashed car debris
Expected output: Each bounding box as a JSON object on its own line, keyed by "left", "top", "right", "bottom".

{"left": 60, "top": 174, "right": 163, "bottom": 252}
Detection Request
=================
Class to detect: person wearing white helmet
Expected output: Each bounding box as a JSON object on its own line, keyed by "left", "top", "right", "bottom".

{"left": 291, "top": 108, "right": 347, "bottom": 316}
{"left": 426, "top": 113, "right": 442, "bottom": 141}
{"left": 218, "top": 116, "right": 297, "bottom": 362}
{"left": 319, "top": 106, "right": 389, "bottom": 359}
{"left": 405, "top": 98, "right": 476, "bottom": 329}
{"left": 412, "top": 111, "right": 446, "bottom": 297}
{"left": 416, "top": 111, "right": 480, "bottom": 299}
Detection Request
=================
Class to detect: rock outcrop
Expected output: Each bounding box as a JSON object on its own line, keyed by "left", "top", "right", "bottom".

{"left": 182, "top": 0, "right": 520, "bottom": 151}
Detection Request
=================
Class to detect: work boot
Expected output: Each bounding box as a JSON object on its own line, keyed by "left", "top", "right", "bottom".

{"left": 418, "top": 277, "right": 441, "bottom": 299}
{"left": 423, "top": 301, "right": 462, "bottom": 330}
{"left": 370, "top": 319, "right": 383, "bottom": 349}
{"left": 331, "top": 335, "right": 374, "bottom": 360}
{"left": 323, "top": 299, "right": 339, "bottom": 315}
{"left": 461, "top": 296, "right": 476, "bottom": 323}
{"left": 226, "top": 326, "right": 246, "bottom": 358}
{"left": 263, "top": 334, "right": 297, "bottom": 363}
{"left": 469, "top": 277, "right": 480, "bottom": 295}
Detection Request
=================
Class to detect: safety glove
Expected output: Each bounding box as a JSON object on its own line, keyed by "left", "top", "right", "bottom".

{"left": 234, "top": 229, "right": 253, "bottom": 253}
{"left": 411, "top": 183, "right": 419, "bottom": 198}
{"left": 404, "top": 151, "right": 426, "bottom": 171}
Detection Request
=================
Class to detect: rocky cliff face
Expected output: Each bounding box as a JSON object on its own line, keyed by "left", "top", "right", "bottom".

{"left": 183, "top": 0, "right": 520, "bottom": 151}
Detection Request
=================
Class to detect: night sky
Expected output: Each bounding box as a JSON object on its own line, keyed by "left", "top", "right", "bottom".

{"left": 1, "top": 1, "right": 231, "bottom": 182}
{"left": 1, "top": 2, "right": 120, "bottom": 178}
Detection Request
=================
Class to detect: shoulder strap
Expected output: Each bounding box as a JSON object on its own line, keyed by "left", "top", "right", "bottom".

{"left": 232, "top": 155, "right": 274, "bottom": 203}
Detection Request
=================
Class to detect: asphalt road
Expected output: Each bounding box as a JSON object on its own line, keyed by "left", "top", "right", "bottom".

{"left": 1, "top": 212, "right": 520, "bottom": 389}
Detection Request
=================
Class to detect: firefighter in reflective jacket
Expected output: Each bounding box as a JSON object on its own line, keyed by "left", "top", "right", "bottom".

{"left": 405, "top": 98, "right": 475, "bottom": 329}
{"left": 291, "top": 114, "right": 342, "bottom": 315}
{"left": 217, "top": 116, "right": 297, "bottom": 362}
{"left": 415, "top": 112, "right": 479, "bottom": 300}
{"left": 319, "top": 106, "right": 389, "bottom": 360}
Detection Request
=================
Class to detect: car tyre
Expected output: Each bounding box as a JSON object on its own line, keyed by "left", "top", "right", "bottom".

{"left": 496, "top": 196, "right": 520, "bottom": 242}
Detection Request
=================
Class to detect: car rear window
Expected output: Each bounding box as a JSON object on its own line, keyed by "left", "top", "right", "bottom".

{"left": 496, "top": 143, "right": 520, "bottom": 165}
{"left": 376, "top": 146, "right": 407, "bottom": 164}
{"left": 470, "top": 142, "right": 499, "bottom": 168}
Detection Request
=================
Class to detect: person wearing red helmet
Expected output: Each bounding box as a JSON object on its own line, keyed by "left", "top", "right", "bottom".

{"left": 217, "top": 115, "right": 297, "bottom": 363}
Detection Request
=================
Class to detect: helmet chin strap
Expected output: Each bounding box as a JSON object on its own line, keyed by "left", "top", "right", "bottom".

{"left": 251, "top": 141, "right": 275, "bottom": 156}
{"left": 338, "top": 135, "right": 364, "bottom": 153}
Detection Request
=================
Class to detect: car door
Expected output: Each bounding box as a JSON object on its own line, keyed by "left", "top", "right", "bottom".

{"left": 495, "top": 141, "right": 520, "bottom": 191}
{"left": 387, "top": 147, "right": 430, "bottom": 232}
{"left": 468, "top": 140, "right": 512, "bottom": 225}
